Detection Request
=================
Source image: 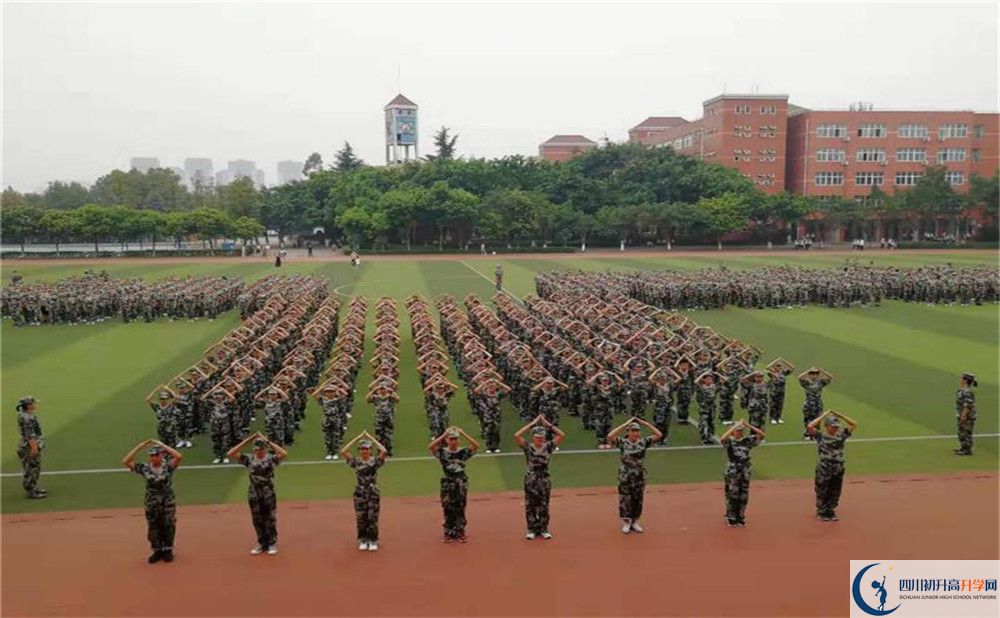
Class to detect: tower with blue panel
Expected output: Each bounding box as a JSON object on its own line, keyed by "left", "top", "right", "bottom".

{"left": 384, "top": 93, "right": 419, "bottom": 164}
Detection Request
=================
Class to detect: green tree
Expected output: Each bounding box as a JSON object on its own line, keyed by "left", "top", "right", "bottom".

{"left": 188, "top": 207, "right": 232, "bottom": 251}
{"left": 337, "top": 206, "right": 371, "bottom": 249}
{"left": 333, "top": 142, "right": 364, "bottom": 172}
{"left": 38, "top": 209, "right": 77, "bottom": 254}
{"left": 43, "top": 181, "right": 90, "bottom": 210}
{"left": 139, "top": 168, "right": 188, "bottom": 211}
{"left": 377, "top": 186, "right": 426, "bottom": 250}
{"left": 164, "top": 211, "right": 194, "bottom": 248}
{"left": 696, "top": 193, "right": 749, "bottom": 248}
{"left": 479, "top": 189, "right": 546, "bottom": 247}
{"left": 73, "top": 204, "right": 118, "bottom": 253}
{"left": 231, "top": 216, "right": 266, "bottom": 248}
{"left": 1, "top": 203, "right": 43, "bottom": 253}
{"left": 303, "top": 152, "right": 324, "bottom": 176}
{"left": 427, "top": 126, "right": 458, "bottom": 161}
{"left": 131, "top": 210, "right": 168, "bottom": 252}
{"left": 897, "top": 165, "right": 961, "bottom": 238}
{"left": 217, "top": 176, "right": 259, "bottom": 219}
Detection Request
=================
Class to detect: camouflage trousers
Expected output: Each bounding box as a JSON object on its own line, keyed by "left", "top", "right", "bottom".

{"left": 428, "top": 408, "right": 448, "bottom": 439}
{"left": 652, "top": 400, "right": 673, "bottom": 440}
{"left": 814, "top": 460, "right": 844, "bottom": 516}
{"left": 524, "top": 472, "right": 552, "bottom": 535}
{"left": 618, "top": 470, "right": 646, "bottom": 520}
{"left": 322, "top": 415, "right": 345, "bottom": 456}
{"left": 630, "top": 391, "right": 647, "bottom": 418}
{"left": 581, "top": 397, "right": 595, "bottom": 430}
{"left": 249, "top": 490, "right": 278, "bottom": 548}
{"left": 440, "top": 475, "right": 469, "bottom": 538}
{"left": 283, "top": 410, "right": 296, "bottom": 446}
{"left": 375, "top": 411, "right": 394, "bottom": 456}
{"left": 354, "top": 485, "right": 380, "bottom": 543}
{"left": 156, "top": 419, "right": 177, "bottom": 449}
{"left": 17, "top": 445, "right": 40, "bottom": 493}
{"left": 747, "top": 402, "right": 768, "bottom": 429}
{"left": 802, "top": 398, "right": 823, "bottom": 434}
{"left": 718, "top": 385, "right": 737, "bottom": 422}
{"left": 593, "top": 408, "right": 613, "bottom": 444}
{"left": 482, "top": 410, "right": 501, "bottom": 451}
{"left": 175, "top": 404, "right": 194, "bottom": 442}
{"left": 957, "top": 417, "right": 975, "bottom": 452}
{"left": 145, "top": 502, "right": 177, "bottom": 551}
{"left": 676, "top": 388, "right": 693, "bottom": 422}
{"left": 724, "top": 465, "right": 751, "bottom": 523}
{"left": 697, "top": 397, "right": 716, "bottom": 444}
{"left": 264, "top": 412, "right": 285, "bottom": 446}
{"left": 210, "top": 422, "right": 230, "bottom": 459}
{"left": 769, "top": 387, "right": 785, "bottom": 421}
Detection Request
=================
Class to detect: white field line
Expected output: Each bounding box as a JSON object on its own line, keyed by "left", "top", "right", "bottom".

{"left": 3, "top": 433, "right": 995, "bottom": 478}
{"left": 458, "top": 260, "right": 524, "bottom": 303}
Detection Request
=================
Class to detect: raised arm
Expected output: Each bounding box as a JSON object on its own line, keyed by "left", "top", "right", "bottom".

{"left": 539, "top": 416, "right": 567, "bottom": 446}
{"left": 366, "top": 432, "right": 390, "bottom": 459}
{"left": 637, "top": 417, "right": 664, "bottom": 442}
{"left": 269, "top": 439, "right": 289, "bottom": 462}
{"left": 806, "top": 411, "right": 829, "bottom": 435}
{"left": 227, "top": 432, "right": 260, "bottom": 461}
{"left": 340, "top": 433, "right": 363, "bottom": 459}
{"left": 457, "top": 427, "right": 481, "bottom": 453}
{"left": 428, "top": 430, "right": 449, "bottom": 454}
{"left": 514, "top": 415, "right": 543, "bottom": 447}
{"left": 606, "top": 418, "right": 632, "bottom": 443}
{"left": 152, "top": 440, "right": 184, "bottom": 469}
{"left": 122, "top": 439, "right": 153, "bottom": 469}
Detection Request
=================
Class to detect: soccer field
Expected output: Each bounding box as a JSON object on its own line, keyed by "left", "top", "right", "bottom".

{"left": 2, "top": 250, "right": 997, "bottom": 514}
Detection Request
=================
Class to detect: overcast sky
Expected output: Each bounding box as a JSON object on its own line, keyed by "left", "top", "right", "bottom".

{"left": 3, "top": 2, "right": 997, "bottom": 192}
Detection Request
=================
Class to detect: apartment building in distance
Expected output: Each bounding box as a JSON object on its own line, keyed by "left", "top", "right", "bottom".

{"left": 538, "top": 135, "right": 598, "bottom": 162}
{"left": 786, "top": 106, "right": 999, "bottom": 201}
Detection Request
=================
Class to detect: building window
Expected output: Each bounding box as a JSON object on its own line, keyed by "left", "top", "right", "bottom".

{"left": 938, "top": 124, "right": 968, "bottom": 139}
{"left": 856, "top": 148, "right": 886, "bottom": 162}
{"left": 816, "top": 149, "right": 846, "bottom": 162}
{"left": 897, "top": 124, "right": 929, "bottom": 139}
{"left": 895, "top": 171, "right": 924, "bottom": 186}
{"left": 855, "top": 172, "right": 884, "bottom": 186}
{"left": 758, "top": 125, "right": 777, "bottom": 138}
{"left": 945, "top": 171, "right": 965, "bottom": 185}
{"left": 734, "top": 104, "right": 753, "bottom": 114}
{"left": 682, "top": 135, "right": 694, "bottom": 148}
{"left": 814, "top": 171, "right": 844, "bottom": 186}
{"left": 973, "top": 125, "right": 985, "bottom": 138}
{"left": 972, "top": 149, "right": 981, "bottom": 162}
{"left": 672, "top": 139, "right": 683, "bottom": 149}
{"left": 857, "top": 124, "right": 886, "bottom": 138}
{"left": 895, "top": 148, "right": 927, "bottom": 162}
{"left": 759, "top": 105, "right": 777, "bottom": 115}
{"left": 817, "top": 124, "right": 848, "bottom": 138}
{"left": 937, "top": 148, "right": 966, "bottom": 162}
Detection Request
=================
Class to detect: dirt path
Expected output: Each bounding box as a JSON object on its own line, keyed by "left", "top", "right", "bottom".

{"left": 2, "top": 248, "right": 994, "bottom": 267}
{"left": 3, "top": 471, "right": 996, "bottom": 617}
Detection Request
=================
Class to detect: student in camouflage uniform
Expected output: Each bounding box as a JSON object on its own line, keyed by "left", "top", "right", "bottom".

{"left": 15, "top": 396, "right": 46, "bottom": 499}
{"left": 954, "top": 372, "right": 978, "bottom": 455}
{"left": 798, "top": 368, "right": 832, "bottom": 438}
{"left": 674, "top": 359, "right": 695, "bottom": 425}
{"left": 373, "top": 395, "right": 398, "bottom": 457}
{"left": 717, "top": 363, "right": 740, "bottom": 425}
{"left": 695, "top": 372, "right": 719, "bottom": 444}
{"left": 318, "top": 386, "right": 348, "bottom": 460}
{"left": 429, "top": 427, "right": 480, "bottom": 542}
{"left": 720, "top": 420, "right": 765, "bottom": 527}
{"left": 229, "top": 433, "right": 288, "bottom": 555}
{"left": 173, "top": 387, "right": 195, "bottom": 448}
{"left": 807, "top": 411, "right": 857, "bottom": 521}
{"left": 589, "top": 372, "right": 618, "bottom": 449}
{"left": 494, "top": 265, "right": 504, "bottom": 292}
{"left": 608, "top": 418, "right": 663, "bottom": 533}
{"left": 342, "top": 432, "right": 388, "bottom": 551}
{"left": 767, "top": 364, "right": 791, "bottom": 425}
{"left": 650, "top": 370, "right": 676, "bottom": 444}
{"left": 741, "top": 371, "right": 770, "bottom": 429}
{"left": 258, "top": 387, "right": 287, "bottom": 446}
{"left": 123, "top": 440, "right": 183, "bottom": 563}
{"left": 515, "top": 416, "right": 565, "bottom": 540}
{"left": 149, "top": 391, "right": 178, "bottom": 450}
{"left": 207, "top": 392, "right": 233, "bottom": 464}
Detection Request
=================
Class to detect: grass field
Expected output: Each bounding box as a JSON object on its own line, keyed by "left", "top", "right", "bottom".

{"left": 2, "top": 251, "right": 997, "bottom": 514}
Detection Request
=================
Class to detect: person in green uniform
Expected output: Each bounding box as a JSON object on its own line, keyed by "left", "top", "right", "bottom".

{"left": 15, "top": 396, "right": 46, "bottom": 499}
{"left": 607, "top": 417, "right": 663, "bottom": 534}
{"left": 954, "top": 372, "right": 978, "bottom": 455}
{"left": 228, "top": 432, "right": 288, "bottom": 555}
{"left": 429, "top": 426, "right": 480, "bottom": 543}
{"left": 514, "top": 415, "right": 566, "bottom": 540}
{"left": 341, "top": 432, "right": 388, "bottom": 551}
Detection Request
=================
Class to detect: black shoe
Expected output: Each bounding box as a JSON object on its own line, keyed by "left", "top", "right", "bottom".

{"left": 161, "top": 550, "right": 174, "bottom": 563}
{"left": 26, "top": 491, "right": 47, "bottom": 499}
{"left": 827, "top": 512, "right": 839, "bottom": 521}
{"left": 726, "top": 518, "right": 738, "bottom": 527}
{"left": 953, "top": 449, "right": 972, "bottom": 456}
{"left": 148, "top": 551, "right": 162, "bottom": 564}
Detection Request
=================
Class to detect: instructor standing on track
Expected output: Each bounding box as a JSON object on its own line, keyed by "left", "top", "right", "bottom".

{"left": 494, "top": 265, "right": 504, "bottom": 291}
{"left": 15, "top": 396, "right": 46, "bottom": 499}
{"left": 123, "top": 439, "right": 183, "bottom": 563}
{"left": 607, "top": 418, "right": 662, "bottom": 534}
{"left": 429, "top": 426, "right": 479, "bottom": 543}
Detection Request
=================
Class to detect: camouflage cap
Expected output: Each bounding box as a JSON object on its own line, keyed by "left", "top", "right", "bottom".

{"left": 17, "top": 396, "right": 35, "bottom": 406}
{"left": 961, "top": 372, "right": 977, "bottom": 386}
{"left": 531, "top": 425, "right": 547, "bottom": 437}
{"left": 358, "top": 439, "right": 373, "bottom": 449}
{"left": 446, "top": 429, "right": 461, "bottom": 439}
{"left": 252, "top": 437, "right": 268, "bottom": 448}
{"left": 823, "top": 415, "right": 840, "bottom": 427}
{"left": 627, "top": 422, "right": 641, "bottom": 431}
{"left": 159, "top": 391, "right": 172, "bottom": 400}
{"left": 148, "top": 445, "right": 165, "bottom": 455}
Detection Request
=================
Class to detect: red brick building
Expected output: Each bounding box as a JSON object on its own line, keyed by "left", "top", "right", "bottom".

{"left": 786, "top": 108, "right": 999, "bottom": 199}
{"left": 628, "top": 116, "right": 688, "bottom": 145}
{"left": 538, "top": 135, "right": 598, "bottom": 162}
{"left": 629, "top": 94, "right": 791, "bottom": 194}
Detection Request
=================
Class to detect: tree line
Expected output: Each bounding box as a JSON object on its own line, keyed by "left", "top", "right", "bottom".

{"left": 2, "top": 135, "right": 997, "bottom": 252}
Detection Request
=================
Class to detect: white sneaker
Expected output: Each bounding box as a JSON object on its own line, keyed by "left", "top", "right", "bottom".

{"left": 358, "top": 542, "right": 369, "bottom": 551}
{"left": 223, "top": 458, "right": 230, "bottom": 464}
{"left": 332, "top": 455, "right": 339, "bottom": 460}
{"left": 778, "top": 419, "right": 785, "bottom": 424}
{"left": 367, "top": 542, "right": 378, "bottom": 552}
{"left": 770, "top": 420, "right": 778, "bottom": 425}
{"left": 494, "top": 448, "right": 500, "bottom": 453}
{"left": 721, "top": 420, "right": 733, "bottom": 426}
{"left": 324, "top": 454, "right": 333, "bottom": 461}
{"left": 266, "top": 545, "right": 278, "bottom": 555}
{"left": 540, "top": 531, "right": 552, "bottom": 540}
{"left": 176, "top": 442, "right": 185, "bottom": 448}
{"left": 631, "top": 522, "right": 645, "bottom": 533}
{"left": 212, "top": 458, "right": 221, "bottom": 464}
{"left": 622, "top": 519, "right": 631, "bottom": 534}
{"left": 250, "top": 545, "right": 264, "bottom": 555}
{"left": 525, "top": 532, "right": 536, "bottom": 540}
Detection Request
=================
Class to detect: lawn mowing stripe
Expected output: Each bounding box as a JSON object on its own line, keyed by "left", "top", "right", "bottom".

{"left": 459, "top": 260, "right": 522, "bottom": 301}
{"left": 5, "top": 432, "right": 995, "bottom": 478}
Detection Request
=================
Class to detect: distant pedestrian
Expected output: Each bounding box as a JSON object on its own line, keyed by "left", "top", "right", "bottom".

{"left": 15, "top": 396, "right": 46, "bottom": 499}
